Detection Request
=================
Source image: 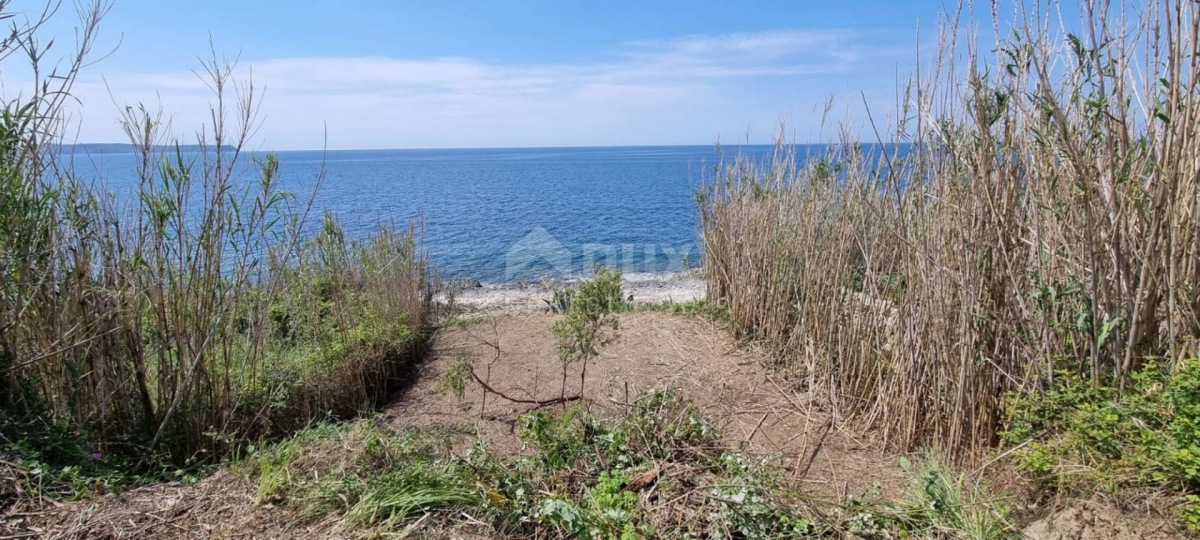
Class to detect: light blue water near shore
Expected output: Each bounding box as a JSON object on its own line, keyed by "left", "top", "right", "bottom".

{"left": 74, "top": 145, "right": 819, "bottom": 282}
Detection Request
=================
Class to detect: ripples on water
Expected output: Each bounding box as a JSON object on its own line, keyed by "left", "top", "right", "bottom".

{"left": 71, "top": 145, "right": 866, "bottom": 282}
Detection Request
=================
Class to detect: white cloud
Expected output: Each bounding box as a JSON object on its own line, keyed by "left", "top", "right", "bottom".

{"left": 40, "top": 29, "right": 909, "bottom": 149}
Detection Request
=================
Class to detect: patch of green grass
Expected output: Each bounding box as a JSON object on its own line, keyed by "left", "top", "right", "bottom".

{"left": 433, "top": 315, "right": 487, "bottom": 332}
{"left": 245, "top": 419, "right": 480, "bottom": 525}
{"left": 349, "top": 469, "right": 480, "bottom": 527}
{"left": 639, "top": 299, "right": 730, "bottom": 322}
{"left": 827, "top": 457, "right": 1019, "bottom": 540}
{"left": 895, "top": 457, "right": 1018, "bottom": 539}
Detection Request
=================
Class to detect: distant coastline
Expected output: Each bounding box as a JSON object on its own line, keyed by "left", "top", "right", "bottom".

{"left": 55, "top": 143, "right": 238, "bottom": 154}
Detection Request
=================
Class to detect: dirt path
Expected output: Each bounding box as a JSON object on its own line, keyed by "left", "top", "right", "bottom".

{"left": 385, "top": 311, "right": 904, "bottom": 501}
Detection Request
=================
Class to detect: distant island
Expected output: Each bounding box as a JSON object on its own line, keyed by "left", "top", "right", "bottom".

{"left": 55, "top": 143, "right": 238, "bottom": 153}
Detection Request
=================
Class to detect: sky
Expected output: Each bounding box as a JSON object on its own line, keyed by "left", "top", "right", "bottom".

{"left": 6, "top": 1, "right": 956, "bottom": 150}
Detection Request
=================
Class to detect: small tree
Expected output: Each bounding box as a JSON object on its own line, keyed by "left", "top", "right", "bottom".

{"left": 552, "top": 268, "right": 625, "bottom": 403}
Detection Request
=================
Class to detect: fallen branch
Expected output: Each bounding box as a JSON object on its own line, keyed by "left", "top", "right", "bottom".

{"left": 468, "top": 369, "right": 581, "bottom": 407}
{"left": 626, "top": 462, "right": 667, "bottom": 492}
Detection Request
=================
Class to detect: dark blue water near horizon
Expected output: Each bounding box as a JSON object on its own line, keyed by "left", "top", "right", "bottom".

{"left": 75, "top": 145, "right": 824, "bottom": 283}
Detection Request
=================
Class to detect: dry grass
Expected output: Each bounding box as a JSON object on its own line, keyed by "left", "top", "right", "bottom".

{"left": 700, "top": 0, "right": 1200, "bottom": 461}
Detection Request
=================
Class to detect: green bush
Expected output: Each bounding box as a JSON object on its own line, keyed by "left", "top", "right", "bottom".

{"left": 574, "top": 268, "right": 630, "bottom": 315}
{"left": 545, "top": 268, "right": 630, "bottom": 315}
{"left": 551, "top": 268, "right": 625, "bottom": 401}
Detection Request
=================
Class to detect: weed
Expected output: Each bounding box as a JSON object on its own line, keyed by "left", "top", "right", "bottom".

{"left": 639, "top": 299, "right": 730, "bottom": 322}
{"left": 895, "top": 457, "right": 1019, "bottom": 540}
{"left": 1003, "top": 359, "right": 1200, "bottom": 528}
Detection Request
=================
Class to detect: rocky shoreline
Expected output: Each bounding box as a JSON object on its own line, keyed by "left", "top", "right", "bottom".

{"left": 436, "top": 269, "right": 705, "bottom": 315}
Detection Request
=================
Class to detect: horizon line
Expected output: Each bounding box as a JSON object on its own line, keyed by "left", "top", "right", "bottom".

{"left": 64, "top": 141, "right": 906, "bottom": 153}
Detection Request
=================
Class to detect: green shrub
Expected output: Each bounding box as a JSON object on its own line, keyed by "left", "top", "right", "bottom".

{"left": 574, "top": 268, "right": 630, "bottom": 315}
{"left": 551, "top": 268, "right": 625, "bottom": 401}
{"left": 545, "top": 268, "right": 629, "bottom": 315}
{"left": 1003, "top": 359, "right": 1200, "bottom": 528}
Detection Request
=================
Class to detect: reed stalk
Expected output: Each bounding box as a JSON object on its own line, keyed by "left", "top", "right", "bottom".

{"left": 700, "top": 0, "right": 1200, "bottom": 461}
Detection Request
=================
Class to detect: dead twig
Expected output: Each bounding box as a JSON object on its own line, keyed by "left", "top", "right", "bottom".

{"left": 797, "top": 419, "right": 833, "bottom": 481}
{"left": 744, "top": 412, "right": 771, "bottom": 445}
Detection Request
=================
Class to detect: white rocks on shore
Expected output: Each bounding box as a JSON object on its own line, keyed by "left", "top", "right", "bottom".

{"left": 435, "top": 270, "right": 705, "bottom": 315}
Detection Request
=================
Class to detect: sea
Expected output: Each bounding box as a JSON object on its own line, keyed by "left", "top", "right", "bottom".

{"left": 74, "top": 145, "right": 809, "bottom": 283}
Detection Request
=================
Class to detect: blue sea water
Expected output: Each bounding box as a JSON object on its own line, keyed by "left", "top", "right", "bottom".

{"left": 76, "top": 145, "right": 799, "bottom": 283}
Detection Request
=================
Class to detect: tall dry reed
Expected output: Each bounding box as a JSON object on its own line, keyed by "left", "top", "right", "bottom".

{"left": 701, "top": 0, "right": 1200, "bottom": 460}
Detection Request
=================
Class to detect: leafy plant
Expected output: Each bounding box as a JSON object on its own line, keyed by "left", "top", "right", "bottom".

{"left": 1003, "top": 359, "right": 1200, "bottom": 529}
{"left": 545, "top": 287, "right": 577, "bottom": 314}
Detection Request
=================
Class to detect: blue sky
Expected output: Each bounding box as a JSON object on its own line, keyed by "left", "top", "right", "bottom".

{"left": 14, "top": 1, "right": 955, "bottom": 149}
